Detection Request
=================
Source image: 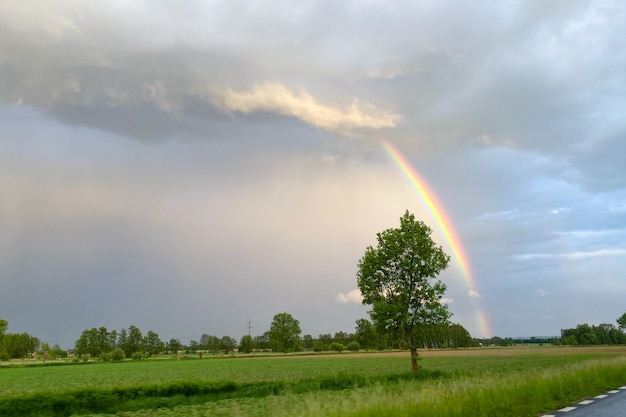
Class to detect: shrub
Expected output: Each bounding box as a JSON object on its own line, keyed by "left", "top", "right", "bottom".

{"left": 131, "top": 352, "right": 144, "bottom": 361}
{"left": 347, "top": 341, "right": 361, "bottom": 351}
{"left": 329, "top": 342, "right": 345, "bottom": 352}
{"left": 0, "top": 351, "right": 9, "bottom": 361}
{"left": 312, "top": 342, "right": 326, "bottom": 352}
{"left": 110, "top": 349, "right": 126, "bottom": 362}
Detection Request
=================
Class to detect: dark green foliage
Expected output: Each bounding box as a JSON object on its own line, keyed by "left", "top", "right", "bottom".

{"left": 0, "top": 332, "right": 40, "bottom": 359}
{"left": 110, "top": 348, "right": 125, "bottom": 361}
{"left": 239, "top": 335, "right": 255, "bottom": 354}
{"left": 329, "top": 342, "right": 345, "bottom": 352}
{"left": 347, "top": 341, "right": 361, "bottom": 351}
{"left": 0, "top": 381, "right": 238, "bottom": 417}
{"left": 561, "top": 323, "right": 626, "bottom": 345}
{"left": 268, "top": 313, "right": 302, "bottom": 353}
{"left": 220, "top": 336, "right": 237, "bottom": 354}
{"left": 75, "top": 326, "right": 164, "bottom": 359}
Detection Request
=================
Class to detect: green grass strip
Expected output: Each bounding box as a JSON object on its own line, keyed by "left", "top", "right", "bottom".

{"left": 341, "top": 358, "right": 626, "bottom": 417}
{"left": 0, "top": 370, "right": 447, "bottom": 417}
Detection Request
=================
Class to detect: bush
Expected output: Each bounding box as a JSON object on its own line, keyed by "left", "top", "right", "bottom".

{"left": 131, "top": 352, "right": 144, "bottom": 361}
{"left": 312, "top": 342, "right": 327, "bottom": 352}
{"left": 0, "top": 351, "right": 9, "bottom": 361}
{"left": 346, "top": 341, "right": 361, "bottom": 351}
{"left": 329, "top": 342, "right": 345, "bottom": 352}
{"left": 110, "top": 349, "right": 125, "bottom": 362}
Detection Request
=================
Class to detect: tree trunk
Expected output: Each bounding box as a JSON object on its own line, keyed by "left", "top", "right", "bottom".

{"left": 410, "top": 347, "right": 419, "bottom": 371}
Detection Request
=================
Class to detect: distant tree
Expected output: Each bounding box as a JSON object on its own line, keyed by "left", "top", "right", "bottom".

{"left": 302, "top": 334, "right": 314, "bottom": 350}
{"left": 333, "top": 331, "right": 351, "bottom": 345}
{"left": 117, "top": 329, "right": 128, "bottom": 352}
{"left": 254, "top": 332, "right": 270, "bottom": 350}
{"left": 166, "top": 338, "right": 182, "bottom": 354}
{"left": 75, "top": 328, "right": 103, "bottom": 357}
{"left": 188, "top": 340, "right": 200, "bottom": 353}
{"left": 268, "top": 313, "right": 302, "bottom": 353}
{"left": 205, "top": 335, "right": 221, "bottom": 354}
{"left": 50, "top": 343, "right": 68, "bottom": 359}
{"left": 143, "top": 331, "right": 164, "bottom": 356}
{"left": 357, "top": 211, "right": 451, "bottom": 371}
{"left": 354, "top": 319, "right": 377, "bottom": 350}
{"left": 3, "top": 332, "right": 39, "bottom": 359}
{"left": 618, "top": 313, "right": 626, "bottom": 331}
{"left": 318, "top": 333, "right": 333, "bottom": 346}
{"left": 0, "top": 319, "right": 7, "bottom": 345}
{"left": 239, "top": 335, "right": 255, "bottom": 354}
{"left": 220, "top": 336, "right": 237, "bottom": 354}
{"left": 122, "top": 325, "right": 144, "bottom": 357}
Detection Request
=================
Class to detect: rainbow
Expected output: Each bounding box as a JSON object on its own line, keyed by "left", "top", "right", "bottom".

{"left": 382, "top": 140, "right": 492, "bottom": 338}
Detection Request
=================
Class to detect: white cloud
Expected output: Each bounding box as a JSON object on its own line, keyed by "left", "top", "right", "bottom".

{"left": 336, "top": 289, "right": 364, "bottom": 305}
{"left": 212, "top": 83, "right": 400, "bottom": 133}
{"left": 440, "top": 297, "right": 454, "bottom": 304}
{"left": 468, "top": 290, "right": 481, "bottom": 299}
{"left": 535, "top": 288, "right": 549, "bottom": 298}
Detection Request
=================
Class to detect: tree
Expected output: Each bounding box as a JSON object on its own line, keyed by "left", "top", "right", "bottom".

{"left": 166, "top": 338, "right": 182, "bottom": 354}
{"left": 0, "top": 319, "right": 7, "bottom": 345}
{"left": 357, "top": 211, "right": 451, "bottom": 371}
{"left": 254, "top": 332, "right": 270, "bottom": 350}
{"left": 239, "top": 335, "right": 255, "bottom": 354}
{"left": 127, "top": 325, "right": 144, "bottom": 356}
{"left": 354, "top": 319, "right": 378, "bottom": 350}
{"left": 302, "top": 334, "right": 314, "bottom": 350}
{"left": 268, "top": 312, "right": 302, "bottom": 353}
{"left": 220, "top": 336, "right": 237, "bottom": 354}
{"left": 3, "top": 332, "right": 39, "bottom": 359}
{"left": 618, "top": 312, "right": 626, "bottom": 331}
{"left": 143, "top": 331, "right": 164, "bottom": 356}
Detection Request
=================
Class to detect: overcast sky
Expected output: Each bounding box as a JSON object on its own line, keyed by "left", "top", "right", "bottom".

{"left": 2, "top": 0, "right": 625, "bottom": 347}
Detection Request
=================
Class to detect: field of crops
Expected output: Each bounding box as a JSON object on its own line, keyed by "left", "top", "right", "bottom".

{"left": 1, "top": 346, "right": 626, "bottom": 417}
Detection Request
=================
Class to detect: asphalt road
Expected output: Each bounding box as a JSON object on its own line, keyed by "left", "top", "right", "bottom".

{"left": 540, "top": 386, "right": 626, "bottom": 417}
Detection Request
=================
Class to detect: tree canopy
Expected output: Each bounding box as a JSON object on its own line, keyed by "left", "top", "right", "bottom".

{"left": 357, "top": 211, "right": 451, "bottom": 370}
{"left": 617, "top": 312, "right": 626, "bottom": 330}
{"left": 268, "top": 312, "right": 302, "bottom": 353}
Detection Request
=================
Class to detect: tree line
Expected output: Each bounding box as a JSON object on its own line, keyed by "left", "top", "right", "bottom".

{"left": 3, "top": 313, "right": 626, "bottom": 362}
{"left": 560, "top": 322, "right": 626, "bottom": 346}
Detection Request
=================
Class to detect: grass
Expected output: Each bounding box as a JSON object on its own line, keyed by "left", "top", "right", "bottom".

{"left": 0, "top": 346, "right": 625, "bottom": 416}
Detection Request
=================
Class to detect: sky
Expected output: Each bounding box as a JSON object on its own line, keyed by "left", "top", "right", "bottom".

{"left": 1, "top": 0, "right": 626, "bottom": 348}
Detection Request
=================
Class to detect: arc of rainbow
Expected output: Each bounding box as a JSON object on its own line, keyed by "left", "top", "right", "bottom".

{"left": 382, "top": 140, "right": 492, "bottom": 338}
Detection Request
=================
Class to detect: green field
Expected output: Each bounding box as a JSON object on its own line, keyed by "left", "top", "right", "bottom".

{"left": 1, "top": 346, "right": 626, "bottom": 417}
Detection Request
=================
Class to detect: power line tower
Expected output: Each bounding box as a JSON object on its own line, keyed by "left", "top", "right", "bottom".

{"left": 246, "top": 319, "right": 253, "bottom": 337}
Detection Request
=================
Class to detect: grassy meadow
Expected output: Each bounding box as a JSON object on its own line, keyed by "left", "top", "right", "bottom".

{"left": 1, "top": 346, "right": 626, "bottom": 417}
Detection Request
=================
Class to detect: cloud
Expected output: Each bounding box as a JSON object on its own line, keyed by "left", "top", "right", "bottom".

{"left": 440, "top": 297, "right": 454, "bottom": 305}
{"left": 212, "top": 83, "right": 401, "bottom": 133}
{"left": 336, "top": 289, "right": 364, "bottom": 305}
{"left": 513, "top": 248, "right": 626, "bottom": 262}
{"left": 535, "top": 288, "right": 549, "bottom": 298}
{"left": 468, "top": 290, "right": 481, "bottom": 299}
